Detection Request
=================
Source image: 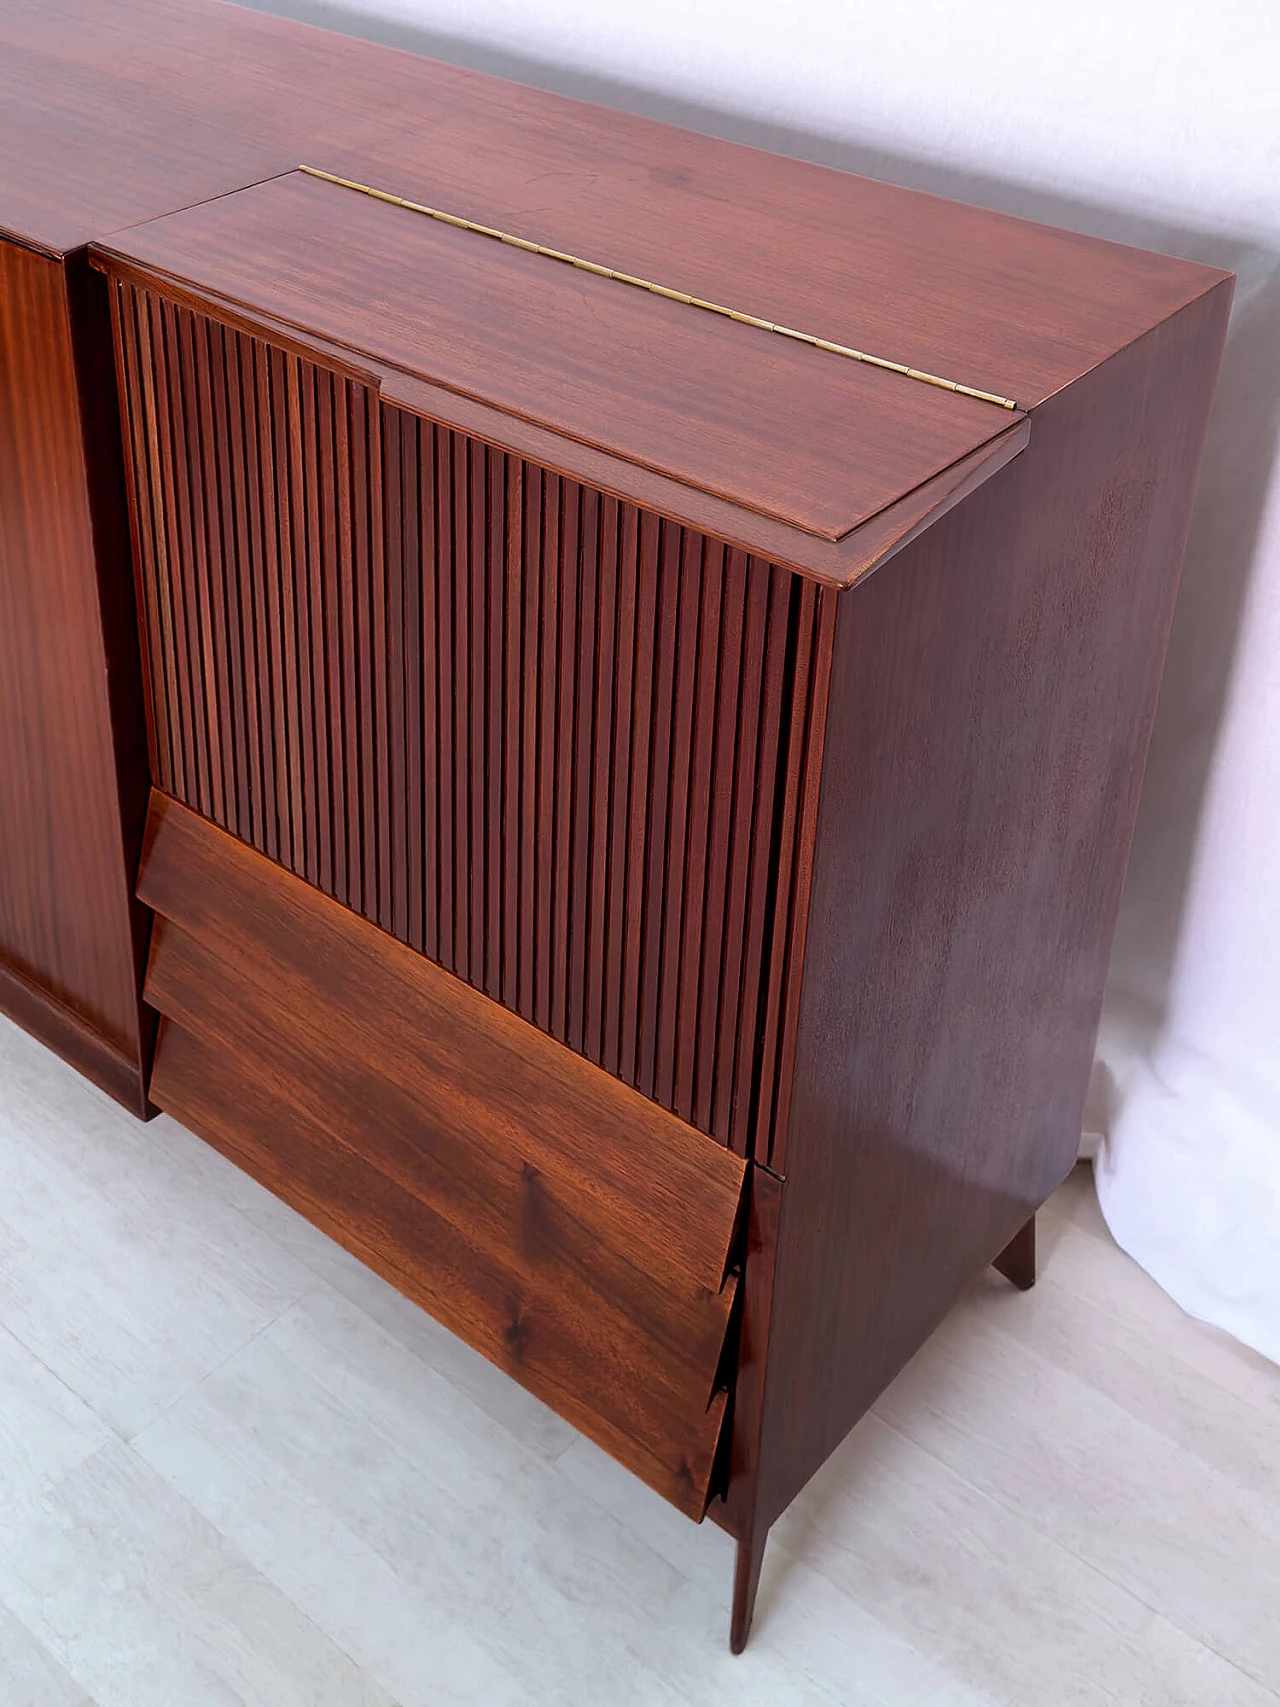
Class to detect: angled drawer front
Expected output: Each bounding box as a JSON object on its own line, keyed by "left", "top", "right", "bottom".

{"left": 140, "top": 793, "right": 746, "bottom": 1518}
{"left": 110, "top": 277, "right": 834, "bottom": 1165}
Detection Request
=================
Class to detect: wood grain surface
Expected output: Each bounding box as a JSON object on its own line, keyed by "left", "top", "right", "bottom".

{"left": 373, "top": 361, "right": 1032, "bottom": 590}
{"left": 97, "top": 252, "right": 1032, "bottom": 587}
{"left": 0, "top": 239, "right": 150, "bottom": 1114}
{"left": 109, "top": 278, "right": 834, "bottom": 1161}
{"left": 2, "top": 0, "right": 1225, "bottom": 414}
{"left": 140, "top": 792, "right": 744, "bottom": 1518}
{"left": 92, "top": 171, "right": 1022, "bottom": 543}
{"left": 752, "top": 277, "right": 1235, "bottom": 1539}
{"left": 0, "top": 0, "right": 1228, "bottom": 1121}
{"left": 0, "top": 0, "right": 1239, "bottom": 1647}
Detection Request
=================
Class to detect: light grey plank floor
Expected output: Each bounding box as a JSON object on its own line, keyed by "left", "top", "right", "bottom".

{"left": 1, "top": 1012, "right": 1277, "bottom": 1706}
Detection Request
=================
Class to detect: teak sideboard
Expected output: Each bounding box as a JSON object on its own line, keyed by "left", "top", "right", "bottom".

{"left": 0, "top": 0, "right": 1230, "bottom": 1649}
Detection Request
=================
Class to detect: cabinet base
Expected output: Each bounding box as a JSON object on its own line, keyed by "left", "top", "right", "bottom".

{"left": 0, "top": 956, "right": 150, "bottom": 1118}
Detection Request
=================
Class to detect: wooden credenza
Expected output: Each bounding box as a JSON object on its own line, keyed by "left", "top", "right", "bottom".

{"left": 2, "top": 0, "right": 1231, "bottom": 1650}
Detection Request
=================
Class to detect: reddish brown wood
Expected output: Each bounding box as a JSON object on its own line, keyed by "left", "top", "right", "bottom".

{"left": 141, "top": 792, "right": 747, "bottom": 1289}
{"left": 372, "top": 357, "right": 1031, "bottom": 587}
{"left": 0, "top": 240, "right": 151, "bottom": 1115}
{"left": 994, "top": 1213, "right": 1037, "bottom": 1291}
{"left": 728, "top": 567, "right": 792, "bottom": 1156}
{"left": 282, "top": 352, "right": 315, "bottom": 886}
{"left": 0, "top": 0, "right": 1236, "bottom": 1650}
{"left": 134, "top": 290, "right": 182, "bottom": 801}
{"left": 730, "top": 1533, "right": 767, "bottom": 1658}
{"left": 93, "top": 171, "right": 1019, "bottom": 548}
{"left": 620, "top": 511, "right": 659, "bottom": 1084}
{"left": 712, "top": 1162, "right": 784, "bottom": 1652}
{"left": 673, "top": 539, "right": 719, "bottom": 1126}
{"left": 448, "top": 428, "right": 469, "bottom": 974}
{"left": 484, "top": 444, "right": 505, "bottom": 1001}
{"left": 550, "top": 477, "right": 579, "bottom": 1044}
{"left": 110, "top": 278, "right": 167, "bottom": 791}
{"left": 3, "top": 0, "right": 1218, "bottom": 427}
{"left": 655, "top": 529, "right": 698, "bottom": 1111}
{"left": 568, "top": 485, "right": 599, "bottom": 1054}
{"left": 585, "top": 492, "right": 618, "bottom": 1063}
{"left": 763, "top": 589, "right": 838, "bottom": 1168}
{"left": 430, "top": 424, "right": 453, "bottom": 965}
{"left": 638, "top": 520, "right": 679, "bottom": 1102}
{"left": 255, "top": 336, "right": 290, "bottom": 866}
{"left": 403, "top": 412, "right": 426, "bottom": 955}
{"left": 531, "top": 467, "right": 556, "bottom": 1030}
{"left": 141, "top": 792, "right": 743, "bottom": 1517}
{"left": 602, "top": 502, "right": 638, "bottom": 1077}
{"left": 516, "top": 466, "right": 541, "bottom": 1014}
{"left": 205, "top": 319, "right": 252, "bottom": 841}
{"left": 501, "top": 455, "right": 524, "bottom": 1008}
{"left": 0, "top": 960, "right": 147, "bottom": 1115}
{"left": 162, "top": 298, "right": 211, "bottom": 819}
{"left": 751, "top": 279, "right": 1234, "bottom": 1539}
{"left": 107, "top": 280, "right": 822, "bottom": 1160}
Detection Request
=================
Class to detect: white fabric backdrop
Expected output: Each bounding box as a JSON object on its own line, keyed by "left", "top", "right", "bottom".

{"left": 249, "top": 0, "right": 1280, "bottom": 1361}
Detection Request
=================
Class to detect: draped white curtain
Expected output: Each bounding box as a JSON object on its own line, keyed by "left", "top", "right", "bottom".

{"left": 254, "top": 0, "right": 1280, "bottom": 1361}
{"left": 1091, "top": 364, "right": 1280, "bottom": 1364}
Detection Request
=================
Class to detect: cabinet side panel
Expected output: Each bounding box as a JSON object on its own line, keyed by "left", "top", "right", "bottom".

{"left": 756, "top": 282, "right": 1232, "bottom": 1527}
{"left": 0, "top": 240, "right": 148, "bottom": 1106}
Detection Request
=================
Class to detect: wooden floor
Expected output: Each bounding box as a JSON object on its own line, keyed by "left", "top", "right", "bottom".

{"left": 1, "top": 1012, "right": 1277, "bottom": 1706}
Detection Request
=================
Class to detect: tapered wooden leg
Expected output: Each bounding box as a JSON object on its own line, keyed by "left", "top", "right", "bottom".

{"left": 993, "top": 1212, "right": 1036, "bottom": 1290}
{"left": 730, "top": 1523, "right": 768, "bottom": 1653}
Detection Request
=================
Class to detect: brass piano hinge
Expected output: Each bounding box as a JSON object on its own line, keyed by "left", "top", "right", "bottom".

{"left": 298, "top": 164, "right": 1020, "bottom": 412}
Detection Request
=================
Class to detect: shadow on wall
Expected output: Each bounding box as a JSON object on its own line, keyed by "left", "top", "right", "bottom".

{"left": 249, "top": 0, "right": 1280, "bottom": 1051}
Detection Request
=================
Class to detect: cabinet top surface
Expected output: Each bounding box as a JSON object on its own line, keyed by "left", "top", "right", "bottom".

{"left": 3, "top": 0, "right": 1228, "bottom": 417}
{"left": 93, "top": 170, "right": 1026, "bottom": 542}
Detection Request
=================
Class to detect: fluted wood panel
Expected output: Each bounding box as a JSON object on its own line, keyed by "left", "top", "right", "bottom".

{"left": 112, "top": 280, "right": 834, "bottom": 1161}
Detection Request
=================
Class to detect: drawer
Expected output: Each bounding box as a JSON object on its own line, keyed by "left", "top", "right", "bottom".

{"left": 139, "top": 791, "right": 746, "bottom": 1518}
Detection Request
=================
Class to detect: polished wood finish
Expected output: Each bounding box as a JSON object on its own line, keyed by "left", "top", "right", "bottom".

{"left": 730, "top": 1532, "right": 767, "bottom": 1658}
{"left": 0, "top": 958, "right": 146, "bottom": 1114}
{"left": 2, "top": 0, "right": 1219, "bottom": 412}
{"left": 0, "top": 240, "right": 151, "bottom": 1115}
{"left": 98, "top": 182, "right": 1230, "bottom": 1644}
{"left": 747, "top": 283, "right": 1234, "bottom": 1620}
{"left": 140, "top": 792, "right": 744, "bottom": 1518}
{"left": 1, "top": 0, "right": 1233, "bottom": 1650}
{"left": 99, "top": 248, "right": 1034, "bottom": 587}
{"left": 93, "top": 170, "right": 1023, "bottom": 546}
{"left": 106, "top": 275, "right": 833, "bottom": 1156}
{"left": 717, "top": 1163, "right": 784, "bottom": 1653}
{"left": 0, "top": 0, "right": 1220, "bottom": 1105}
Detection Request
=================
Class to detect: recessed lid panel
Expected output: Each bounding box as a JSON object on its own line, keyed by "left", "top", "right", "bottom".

{"left": 93, "top": 169, "right": 1023, "bottom": 544}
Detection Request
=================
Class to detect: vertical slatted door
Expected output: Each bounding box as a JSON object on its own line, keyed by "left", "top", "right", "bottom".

{"left": 111, "top": 279, "right": 836, "bottom": 1162}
